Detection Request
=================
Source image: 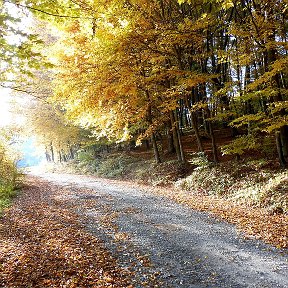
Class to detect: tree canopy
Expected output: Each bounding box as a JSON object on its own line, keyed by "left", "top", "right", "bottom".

{"left": 2, "top": 0, "right": 288, "bottom": 166}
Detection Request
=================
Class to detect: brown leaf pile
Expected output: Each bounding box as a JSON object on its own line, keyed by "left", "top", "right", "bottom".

{"left": 0, "top": 178, "right": 132, "bottom": 288}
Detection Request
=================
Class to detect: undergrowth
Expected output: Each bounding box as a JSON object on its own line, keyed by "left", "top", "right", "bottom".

{"left": 0, "top": 145, "right": 20, "bottom": 213}
{"left": 51, "top": 152, "right": 189, "bottom": 186}
{"left": 49, "top": 151, "right": 287, "bottom": 214}
{"left": 176, "top": 158, "right": 288, "bottom": 214}
{"left": 0, "top": 185, "right": 18, "bottom": 212}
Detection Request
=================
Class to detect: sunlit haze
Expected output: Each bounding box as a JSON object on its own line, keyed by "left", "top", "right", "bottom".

{"left": 0, "top": 89, "right": 13, "bottom": 127}
{"left": 0, "top": 88, "right": 27, "bottom": 127}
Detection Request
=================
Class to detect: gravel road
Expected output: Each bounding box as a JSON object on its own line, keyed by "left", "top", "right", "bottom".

{"left": 31, "top": 172, "right": 288, "bottom": 288}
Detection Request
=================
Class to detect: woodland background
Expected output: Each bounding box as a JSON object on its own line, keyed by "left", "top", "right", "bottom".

{"left": 0, "top": 0, "right": 287, "bottom": 215}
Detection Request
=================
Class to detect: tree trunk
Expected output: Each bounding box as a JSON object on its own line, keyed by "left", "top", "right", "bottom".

{"left": 170, "top": 110, "right": 184, "bottom": 162}
{"left": 184, "top": 95, "right": 204, "bottom": 152}
{"left": 276, "top": 131, "right": 287, "bottom": 168}
{"left": 45, "top": 147, "right": 51, "bottom": 162}
{"left": 175, "top": 110, "right": 185, "bottom": 162}
{"left": 176, "top": 125, "right": 185, "bottom": 162}
{"left": 151, "top": 133, "right": 161, "bottom": 164}
{"left": 68, "top": 143, "right": 74, "bottom": 160}
{"left": 280, "top": 125, "right": 288, "bottom": 158}
{"left": 50, "top": 142, "right": 55, "bottom": 162}
{"left": 61, "top": 150, "right": 67, "bottom": 162}
{"left": 145, "top": 90, "right": 161, "bottom": 163}
{"left": 143, "top": 139, "right": 150, "bottom": 150}
{"left": 167, "top": 122, "right": 176, "bottom": 154}
{"left": 209, "top": 120, "right": 218, "bottom": 163}
{"left": 190, "top": 110, "right": 204, "bottom": 152}
{"left": 207, "top": 108, "right": 218, "bottom": 163}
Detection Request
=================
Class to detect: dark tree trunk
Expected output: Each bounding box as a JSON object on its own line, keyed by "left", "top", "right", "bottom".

{"left": 45, "top": 147, "right": 51, "bottom": 162}
{"left": 145, "top": 90, "right": 161, "bottom": 163}
{"left": 207, "top": 109, "right": 218, "bottom": 163}
{"left": 280, "top": 125, "right": 288, "bottom": 158}
{"left": 61, "top": 150, "right": 67, "bottom": 162}
{"left": 170, "top": 110, "right": 185, "bottom": 162}
{"left": 167, "top": 122, "right": 176, "bottom": 154}
{"left": 184, "top": 95, "right": 204, "bottom": 152}
{"left": 276, "top": 131, "right": 287, "bottom": 168}
{"left": 209, "top": 121, "right": 218, "bottom": 163}
{"left": 151, "top": 133, "right": 161, "bottom": 164}
{"left": 190, "top": 110, "right": 204, "bottom": 152}
{"left": 68, "top": 143, "right": 74, "bottom": 160}
{"left": 175, "top": 110, "right": 185, "bottom": 162}
{"left": 143, "top": 139, "right": 150, "bottom": 150}
{"left": 50, "top": 142, "right": 55, "bottom": 162}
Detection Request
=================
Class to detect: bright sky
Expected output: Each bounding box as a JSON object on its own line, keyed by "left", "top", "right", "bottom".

{"left": 0, "top": 88, "right": 28, "bottom": 128}
{"left": 0, "top": 3, "right": 32, "bottom": 128}
{"left": 0, "top": 88, "right": 13, "bottom": 127}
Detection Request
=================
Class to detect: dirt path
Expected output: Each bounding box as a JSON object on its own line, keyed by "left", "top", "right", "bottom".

{"left": 1, "top": 173, "right": 288, "bottom": 287}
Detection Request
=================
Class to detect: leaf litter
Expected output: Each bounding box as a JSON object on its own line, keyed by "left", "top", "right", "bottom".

{"left": 1, "top": 173, "right": 287, "bottom": 287}
{"left": 0, "top": 177, "right": 134, "bottom": 287}
{"left": 148, "top": 185, "right": 288, "bottom": 249}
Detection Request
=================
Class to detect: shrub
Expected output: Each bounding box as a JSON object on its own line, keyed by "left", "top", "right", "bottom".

{"left": 176, "top": 160, "right": 288, "bottom": 213}
{"left": 0, "top": 143, "right": 20, "bottom": 213}
{"left": 175, "top": 165, "right": 235, "bottom": 195}
{"left": 188, "top": 152, "right": 210, "bottom": 170}
{"left": 96, "top": 154, "right": 143, "bottom": 178}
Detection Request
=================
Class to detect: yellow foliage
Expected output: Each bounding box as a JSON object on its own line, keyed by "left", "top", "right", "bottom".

{"left": 221, "top": 134, "right": 260, "bottom": 156}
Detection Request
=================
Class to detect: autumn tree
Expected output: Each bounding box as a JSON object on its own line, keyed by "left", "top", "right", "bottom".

{"left": 16, "top": 0, "right": 287, "bottom": 166}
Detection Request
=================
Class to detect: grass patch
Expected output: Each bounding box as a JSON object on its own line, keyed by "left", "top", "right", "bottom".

{"left": 0, "top": 169, "right": 21, "bottom": 214}
{"left": 96, "top": 154, "right": 144, "bottom": 178}
{"left": 135, "top": 160, "right": 189, "bottom": 186}
{"left": 0, "top": 141, "right": 22, "bottom": 214}
{"left": 176, "top": 159, "right": 288, "bottom": 213}
{"left": 0, "top": 184, "right": 18, "bottom": 212}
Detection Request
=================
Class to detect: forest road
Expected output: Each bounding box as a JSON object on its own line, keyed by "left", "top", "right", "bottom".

{"left": 31, "top": 172, "right": 288, "bottom": 288}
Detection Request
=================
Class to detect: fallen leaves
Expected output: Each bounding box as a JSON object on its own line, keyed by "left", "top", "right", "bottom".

{"left": 1, "top": 173, "right": 286, "bottom": 288}
{"left": 150, "top": 186, "right": 288, "bottom": 249}
{"left": 0, "top": 178, "right": 132, "bottom": 287}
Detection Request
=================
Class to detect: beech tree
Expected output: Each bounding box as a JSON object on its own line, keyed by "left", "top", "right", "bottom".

{"left": 9, "top": 0, "right": 287, "bottom": 166}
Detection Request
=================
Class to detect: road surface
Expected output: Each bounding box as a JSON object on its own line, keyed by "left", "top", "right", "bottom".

{"left": 29, "top": 172, "right": 288, "bottom": 288}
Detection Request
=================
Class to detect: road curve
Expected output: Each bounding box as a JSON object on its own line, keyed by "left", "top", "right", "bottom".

{"left": 31, "top": 172, "right": 288, "bottom": 288}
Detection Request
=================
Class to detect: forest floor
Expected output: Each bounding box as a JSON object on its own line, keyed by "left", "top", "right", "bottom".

{"left": 1, "top": 173, "right": 287, "bottom": 287}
